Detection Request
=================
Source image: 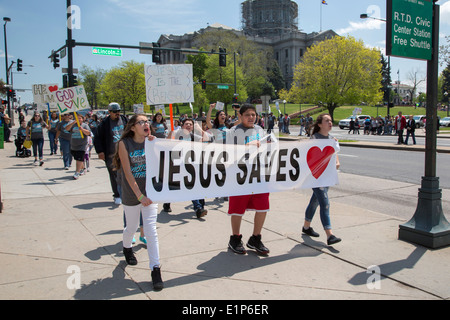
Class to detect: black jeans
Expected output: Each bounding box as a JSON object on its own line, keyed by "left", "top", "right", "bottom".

{"left": 105, "top": 156, "right": 120, "bottom": 198}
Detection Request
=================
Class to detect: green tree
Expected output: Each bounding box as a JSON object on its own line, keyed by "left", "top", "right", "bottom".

{"left": 185, "top": 50, "right": 209, "bottom": 113}
{"left": 78, "top": 65, "right": 105, "bottom": 109}
{"left": 267, "top": 60, "right": 285, "bottom": 98}
{"left": 380, "top": 54, "right": 391, "bottom": 103}
{"left": 100, "top": 60, "right": 146, "bottom": 111}
{"left": 203, "top": 54, "right": 247, "bottom": 112}
{"left": 193, "top": 29, "right": 273, "bottom": 101}
{"left": 441, "top": 62, "right": 450, "bottom": 103}
{"left": 289, "top": 36, "right": 383, "bottom": 120}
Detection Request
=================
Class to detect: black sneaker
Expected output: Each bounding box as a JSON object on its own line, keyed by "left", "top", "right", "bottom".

{"left": 151, "top": 266, "right": 164, "bottom": 291}
{"left": 302, "top": 227, "right": 320, "bottom": 237}
{"left": 196, "top": 208, "right": 207, "bottom": 218}
{"left": 228, "top": 234, "right": 247, "bottom": 254}
{"left": 163, "top": 203, "right": 172, "bottom": 212}
{"left": 327, "top": 235, "right": 342, "bottom": 246}
{"left": 123, "top": 247, "right": 137, "bottom": 265}
{"left": 247, "top": 234, "right": 270, "bottom": 255}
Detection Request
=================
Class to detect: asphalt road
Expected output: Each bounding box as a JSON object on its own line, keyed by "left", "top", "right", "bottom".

{"left": 338, "top": 146, "right": 450, "bottom": 189}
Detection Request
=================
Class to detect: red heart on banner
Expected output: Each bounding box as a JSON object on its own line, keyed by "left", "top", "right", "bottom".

{"left": 307, "top": 146, "right": 335, "bottom": 179}
{"left": 48, "top": 85, "right": 58, "bottom": 92}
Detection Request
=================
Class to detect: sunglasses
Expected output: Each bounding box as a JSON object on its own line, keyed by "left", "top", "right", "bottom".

{"left": 110, "top": 110, "right": 120, "bottom": 113}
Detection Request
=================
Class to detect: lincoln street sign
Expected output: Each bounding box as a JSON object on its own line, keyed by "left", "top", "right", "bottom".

{"left": 92, "top": 47, "right": 122, "bottom": 57}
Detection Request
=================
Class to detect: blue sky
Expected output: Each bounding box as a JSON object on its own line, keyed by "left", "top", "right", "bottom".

{"left": 1, "top": 0, "right": 450, "bottom": 104}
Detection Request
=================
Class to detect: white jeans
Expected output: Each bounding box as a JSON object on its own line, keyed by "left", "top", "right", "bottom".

{"left": 123, "top": 203, "right": 160, "bottom": 270}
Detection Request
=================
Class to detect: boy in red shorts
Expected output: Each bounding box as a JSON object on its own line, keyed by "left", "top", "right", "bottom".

{"left": 226, "top": 104, "right": 270, "bottom": 255}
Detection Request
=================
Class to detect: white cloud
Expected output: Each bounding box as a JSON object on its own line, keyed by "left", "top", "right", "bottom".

{"left": 441, "top": 0, "right": 450, "bottom": 25}
{"left": 336, "top": 19, "right": 384, "bottom": 35}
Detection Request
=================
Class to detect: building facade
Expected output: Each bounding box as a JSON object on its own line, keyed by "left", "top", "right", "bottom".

{"left": 156, "top": 0, "right": 337, "bottom": 89}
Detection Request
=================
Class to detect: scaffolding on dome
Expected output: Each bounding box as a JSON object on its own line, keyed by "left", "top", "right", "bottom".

{"left": 241, "top": 0, "right": 299, "bottom": 38}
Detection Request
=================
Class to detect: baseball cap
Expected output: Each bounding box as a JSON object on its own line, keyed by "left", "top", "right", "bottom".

{"left": 108, "top": 102, "right": 121, "bottom": 111}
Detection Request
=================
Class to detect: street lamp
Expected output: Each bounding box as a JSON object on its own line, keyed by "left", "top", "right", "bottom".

{"left": 359, "top": 13, "right": 386, "bottom": 22}
{"left": 283, "top": 100, "right": 286, "bottom": 115}
{"left": 3, "top": 17, "right": 12, "bottom": 124}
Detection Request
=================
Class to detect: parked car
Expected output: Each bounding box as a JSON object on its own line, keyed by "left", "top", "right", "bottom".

{"left": 440, "top": 117, "right": 450, "bottom": 127}
{"left": 413, "top": 115, "right": 426, "bottom": 128}
{"left": 338, "top": 115, "right": 370, "bottom": 129}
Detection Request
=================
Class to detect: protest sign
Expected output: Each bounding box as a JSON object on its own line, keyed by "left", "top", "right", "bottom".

{"left": 155, "top": 105, "right": 166, "bottom": 116}
{"left": 32, "top": 84, "right": 59, "bottom": 111}
{"left": 145, "top": 64, "right": 194, "bottom": 105}
{"left": 215, "top": 102, "right": 224, "bottom": 111}
{"left": 145, "top": 138, "right": 339, "bottom": 203}
{"left": 133, "top": 104, "right": 144, "bottom": 114}
{"left": 52, "top": 85, "right": 90, "bottom": 114}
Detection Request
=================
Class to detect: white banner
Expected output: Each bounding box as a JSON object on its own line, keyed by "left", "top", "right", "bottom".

{"left": 145, "top": 64, "right": 194, "bottom": 105}
{"left": 145, "top": 138, "right": 339, "bottom": 203}
{"left": 32, "top": 83, "right": 59, "bottom": 111}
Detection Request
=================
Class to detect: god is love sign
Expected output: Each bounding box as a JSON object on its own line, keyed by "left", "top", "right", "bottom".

{"left": 145, "top": 138, "right": 339, "bottom": 203}
{"left": 51, "top": 85, "right": 90, "bottom": 114}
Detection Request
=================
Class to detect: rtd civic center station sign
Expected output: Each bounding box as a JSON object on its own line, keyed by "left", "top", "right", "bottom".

{"left": 386, "top": 0, "right": 433, "bottom": 60}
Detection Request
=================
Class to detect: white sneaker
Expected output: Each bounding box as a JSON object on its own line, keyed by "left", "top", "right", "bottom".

{"left": 80, "top": 168, "right": 86, "bottom": 175}
{"left": 73, "top": 172, "right": 80, "bottom": 180}
{"left": 34, "top": 160, "right": 39, "bottom": 166}
{"left": 114, "top": 197, "right": 122, "bottom": 205}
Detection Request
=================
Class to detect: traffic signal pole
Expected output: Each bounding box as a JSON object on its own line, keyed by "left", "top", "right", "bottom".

{"left": 67, "top": 0, "right": 74, "bottom": 87}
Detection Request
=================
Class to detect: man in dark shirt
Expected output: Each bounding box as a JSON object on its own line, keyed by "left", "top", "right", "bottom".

{"left": 94, "top": 102, "right": 128, "bottom": 204}
{"left": 405, "top": 115, "right": 416, "bottom": 145}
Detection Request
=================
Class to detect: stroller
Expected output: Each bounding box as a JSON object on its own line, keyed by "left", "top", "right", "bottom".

{"left": 14, "top": 134, "right": 31, "bottom": 158}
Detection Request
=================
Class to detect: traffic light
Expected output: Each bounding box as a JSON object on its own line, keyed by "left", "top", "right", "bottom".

{"left": 53, "top": 53, "right": 60, "bottom": 69}
{"left": 219, "top": 47, "right": 226, "bottom": 67}
{"left": 152, "top": 42, "right": 161, "bottom": 63}
{"left": 8, "top": 89, "right": 16, "bottom": 101}
{"left": 17, "top": 59, "right": 23, "bottom": 72}
{"left": 63, "top": 74, "right": 68, "bottom": 88}
{"left": 201, "top": 79, "right": 206, "bottom": 90}
{"left": 70, "top": 74, "right": 78, "bottom": 86}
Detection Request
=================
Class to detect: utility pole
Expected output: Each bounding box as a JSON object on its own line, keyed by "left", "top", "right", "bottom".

{"left": 67, "top": 0, "right": 74, "bottom": 87}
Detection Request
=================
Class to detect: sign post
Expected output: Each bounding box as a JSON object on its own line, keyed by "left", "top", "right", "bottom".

{"left": 388, "top": 0, "right": 450, "bottom": 249}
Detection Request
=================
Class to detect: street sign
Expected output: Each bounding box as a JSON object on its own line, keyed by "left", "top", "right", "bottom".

{"left": 217, "top": 85, "right": 229, "bottom": 89}
{"left": 62, "top": 68, "right": 78, "bottom": 74}
{"left": 92, "top": 47, "right": 122, "bottom": 57}
{"left": 139, "top": 42, "right": 153, "bottom": 55}
{"left": 386, "top": 0, "right": 433, "bottom": 60}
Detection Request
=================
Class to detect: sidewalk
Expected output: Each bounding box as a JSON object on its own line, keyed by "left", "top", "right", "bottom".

{"left": 0, "top": 136, "right": 449, "bottom": 301}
